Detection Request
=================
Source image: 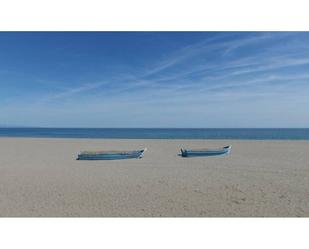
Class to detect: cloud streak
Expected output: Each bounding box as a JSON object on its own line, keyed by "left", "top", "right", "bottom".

{"left": 37, "top": 32, "right": 301, "bottom": 101}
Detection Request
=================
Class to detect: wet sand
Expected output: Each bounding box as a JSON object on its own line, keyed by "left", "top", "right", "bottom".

{"left": 0, "top": 137, "right": 308, "bottom": 217}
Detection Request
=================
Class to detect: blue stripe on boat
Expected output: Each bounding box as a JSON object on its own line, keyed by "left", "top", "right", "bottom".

{"left": 77, "top": 148, "right": 147, "bottom": 160}
{"left": 181, "top": 146, "right": 231, "bottom": 157}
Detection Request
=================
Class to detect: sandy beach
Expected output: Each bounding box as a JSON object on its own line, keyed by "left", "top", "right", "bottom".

{"left": 0, "top": 137, "right": 308, "bottom": 217}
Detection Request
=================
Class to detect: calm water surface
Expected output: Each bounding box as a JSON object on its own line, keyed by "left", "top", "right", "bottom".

{"left": 0, "top": 128, "right": 309, "bottom": 140}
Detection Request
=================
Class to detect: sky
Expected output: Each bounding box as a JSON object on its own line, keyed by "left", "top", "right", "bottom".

{"left": 0, "top": 32, "right": 309, "bottom": 128}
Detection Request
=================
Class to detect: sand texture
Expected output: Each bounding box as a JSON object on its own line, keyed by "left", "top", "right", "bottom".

{"left": 0, "top": 137, "right": 309, "bottom": 217}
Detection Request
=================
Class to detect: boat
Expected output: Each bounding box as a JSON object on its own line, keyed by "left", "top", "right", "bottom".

{"left": 180, "top": 145, "right": 231, "bottom": 157}
{"left": 77, "top": 148, "right": 147, "bottom": 160}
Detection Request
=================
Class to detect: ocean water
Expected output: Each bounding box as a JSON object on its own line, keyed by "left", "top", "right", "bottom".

{"left": 0, "top": 128, "right": 309, "bottom": 140}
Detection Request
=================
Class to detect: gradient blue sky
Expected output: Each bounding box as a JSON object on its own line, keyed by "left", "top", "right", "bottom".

{"left": 0, "top": 32, "right": 309, "bottom": 128}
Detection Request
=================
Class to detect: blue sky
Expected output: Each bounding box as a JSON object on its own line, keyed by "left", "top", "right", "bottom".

{"left": 0, "top": 32, "right": 309, "bottom": 128}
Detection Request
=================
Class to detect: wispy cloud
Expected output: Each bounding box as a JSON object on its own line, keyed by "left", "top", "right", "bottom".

{"left": 37, "top": 32, "right": 302, "bottom": 103}
{"left": 42, "top": 81, "right": 109, "bottom": 102}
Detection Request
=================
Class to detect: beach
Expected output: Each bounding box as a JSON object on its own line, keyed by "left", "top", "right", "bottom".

{"left": 0, "top": 137, "right": 308, "bottom": 217}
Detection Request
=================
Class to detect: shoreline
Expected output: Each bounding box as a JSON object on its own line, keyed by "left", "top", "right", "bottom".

{"left": 1, "top": 136, "right": 309, "bottom": 141}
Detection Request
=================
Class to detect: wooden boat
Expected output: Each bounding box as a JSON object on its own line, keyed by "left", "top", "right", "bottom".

{"left": 77, "top": 148, "right": 147, "bottom": 160}
{"left": 181, "top": 145, "right": 231, "bottom": 157}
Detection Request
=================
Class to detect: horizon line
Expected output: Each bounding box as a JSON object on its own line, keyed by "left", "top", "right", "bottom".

{"left": 1, "top": 126, "right": 309, "bottom": 129}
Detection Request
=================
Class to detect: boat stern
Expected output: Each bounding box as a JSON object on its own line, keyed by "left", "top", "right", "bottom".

{"left": 225, "top": 145, "right": 232, "bottom": 154}
{"left": 180, "top": 149, "right": 188, "bottom": 157}
{"left": 139, "top": 148, "right": 147, "bottom": 158}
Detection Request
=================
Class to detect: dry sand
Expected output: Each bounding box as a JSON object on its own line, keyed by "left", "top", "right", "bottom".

{"left": 0, "top": 137, "right": 309, "bottom": 217}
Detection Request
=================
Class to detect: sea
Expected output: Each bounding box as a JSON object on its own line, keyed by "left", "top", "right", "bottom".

{"left": 0, "top": 128, "right": 309, "bottom": 140}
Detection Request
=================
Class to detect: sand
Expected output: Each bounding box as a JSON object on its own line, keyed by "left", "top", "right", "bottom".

{"left": 0, "top": 137, "right": 309, "bottom": 217}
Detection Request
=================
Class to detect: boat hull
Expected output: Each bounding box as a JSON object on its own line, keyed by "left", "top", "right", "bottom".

{"left": 181, "top": 146, "right": 231, "bottom": 157}
{"left": 77, "top": 149, "right": 147, "bottom": 160}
